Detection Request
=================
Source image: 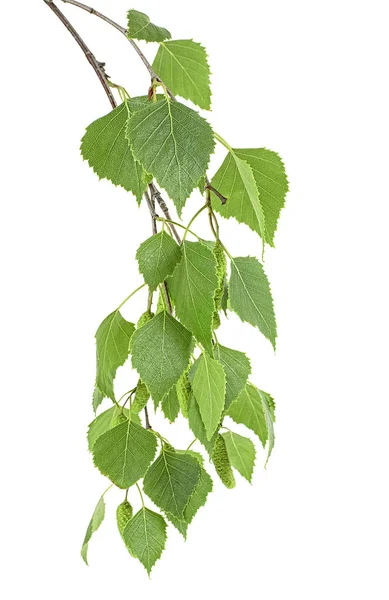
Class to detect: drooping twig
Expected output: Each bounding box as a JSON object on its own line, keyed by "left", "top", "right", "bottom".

{"left": 43, "top": 0, "right": 116, "bottom": 108}
{"left": 205, "top": 183, "right": 227, "bottom": 205}
{"left": 57, "top": 0, "right": 176, "bottom": 99}
{"left": 149, "top": 183, "right": 182, "bottom": 244}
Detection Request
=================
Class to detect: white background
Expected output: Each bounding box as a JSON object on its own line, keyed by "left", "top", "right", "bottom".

{"left": 1, "top": 0, "right": 388, "bottom": 597}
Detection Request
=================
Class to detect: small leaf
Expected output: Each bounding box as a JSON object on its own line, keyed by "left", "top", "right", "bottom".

{"left": 211, "top": 151, "right": 266, "bottom": 248}
{"left": 213, "top": 148, "right": 288, "bottom": 246}
{"left": 162, "top": 387, "right": 180, "bottom": 422}
{"left": 131, "top": 311, "right": 193, "bottom": 405}
{"left": 136, "top": 231, "right": 181, "bottom": 291}
{"left": 126, "top": 9, "right": 171, "bottom": 42}
{"left": 187, "top": 393, "right": 218, "bottom": 456}
{"left": 222, "top": 431, "right": 256, "bottom": 482}
{"left": 214, "top": 343, "right": 251, "bottom": 410}
{"left": 143, "top": 447, "right": 201, "bottom": 518}
{"left": 259, "top": 390, "right": 275, "bottom": 465}
{"left": 92, "top": 386, "right": 104, "bottom": 413}
{"left": 227, "top": 383, "right": 268, "bottom": 447}
{"left": 81, "top": 495, "right": 105, "bottom": 565}
{"left": 211, "top": 434, "right": 236, "bottom": 489}
{"left": 93, "top": 420, "right": 157, "bottom": 489}
{"left": 95, "top": 311, "right": 135, "bottom": 401}
{"left": 168, "top": 241, "right": 218, "bottom": 353}
{"left": 152, "top": 40, "right": 212, "bottom": 110}
{"left": 191, "top": 353, "right": 226, "bottom": 440}
{"left": 122, "top": 507, "right": 167, "bottom": 575}
{"left": 81, "top": 102, "right": 149, "bottom": 203}
{"left": 166, "top": 454, "right": 213, "bottom": 538}
{"left": 229, "top": 256, "right": 277, "bottom": 349}
{"left": 126, "top": 98, "right": 214, "bottom": 215}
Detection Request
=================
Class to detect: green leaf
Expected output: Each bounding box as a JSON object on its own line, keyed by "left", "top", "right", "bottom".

{"left": 92, "top": 386, "right": 104, "bottom": 413}
{"left": 126, "top": 98, "right": 214, "bottom": 215}
{"left": 136, "top": 231, "right": 181, "bottom": 291}
{"left": 122, "top": 508, "right": 167, "bottom": 575}
{"left": 152, "top": 40, "right": 212, "bottom": 110}
{"left": 95, "top": 311, "right": 135, "bottom": 401}
{"left": 168, "top": 240, "right": 218, "bottom": 353}
{"left": 162, "top": 387, "right": 180, "bottom": 422}
{"left": 222, "top": 431, "right": 256, "bottom": 482}
{"left": 131, "top": 311, "right": 193, "bottom": 405}
{"left": 229, "top": 256, "right": 277, "bottom": 349}
{"left": 191, "top": 353, "right": 226, "bottom": 440}
{"left": 258, "top": 390, "right": 275, "bottom": 466}
{"left": 187, "top": 393, "right": 218, "bottom": 455}
{"left": 237, "top": 149, "right": 288, "bottom": 245}
{"left": 81, "top": 102, "right": 148, "bottom": 203}
{"left": 126, "top": 9, "right": 171, "bottom": 42}
{"left": 227, "top": 383, "right": 268, "bottom": 447}
{"left": 143, "top": 447, "right": 201, "bottom": 518}
{"left": 166, "top": 455, "right": 213, "bottom": 538}
{"left": 214, "top": 343, "right": 251, "bottom": 410}
{"left": 81, "top": 494, "right": 105, "bottom": 565}
{"left": 93, "top": 420, "right": 157, "bottom": 489}
{"left": 211, "top": 151, "right": 266, "bottom": 248}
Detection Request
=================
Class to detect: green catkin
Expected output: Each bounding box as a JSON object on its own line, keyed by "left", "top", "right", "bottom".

{"left": 117, "top": 500, "right": 133, "bottom": 536}
{"left": 176, "top": 370, "right": 191, "bottom": 418}
{"left": 131, "top": 380, "right": 150, "bottom": 413}
{"left": 137, "top": 310, "right": 154, "bottom": 328}
{"left": 212, "top": 434, "right": 236, "bottom": 489}
{"left": 212, "top": 240, "right": 227, "bottom": 329}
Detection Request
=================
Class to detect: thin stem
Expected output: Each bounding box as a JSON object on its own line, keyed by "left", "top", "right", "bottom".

{"left": 144, "top": 189, "right": 158, "bottom": 235}
{"left": 135, "top": 483, "right": 145, "bottom": 507}
{"left": 59, "top": 0, "right": 127, "bottom": 34}
{"left": 115, "top": 282, "right": 147, "bottom": 311}
{"left": 183, "top": 204, "right": 208, "bottom": 241}
{"left": 214, "top": 131, "right": 234, "bottom": 153}
{"left": 163, "top": 282, "right": 173, "bottom": 314}
{"left": 43, "top": 1, "right": 116, "bottom": 108}
{"left": 155, "top": 217, "right": 201, "bottom": 241}
{"left": 186, "top": 439, "right": 197, "bottom": 452}
{"left": 144, "top": 406, "right": 151, "bottom": 430}
{"left": 206, "top": 183, "right": 227, "bottom": 205}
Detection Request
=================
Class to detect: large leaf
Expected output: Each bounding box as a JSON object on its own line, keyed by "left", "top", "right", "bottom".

{"left": 168, "top": 240, "right": 218, "bottom": 353}
{"left": 126, "top": 9, "right": 171, "bottom": 42}
{"left": 92, "top": 420, "right": 157, "bottom": 488}
{"left": 211, "top": 151, "right": 266, "bottom": 246}
{"left": 80, "top": 494, "right": 105, "bottom": 565}
{"left": 81, "top": 102, "right": 148, "bottom": 203}
{"left": 126, "top": 98, "right": 214, "bottom": 215}
{"left": 143, "top": 447, "right": 201, "bottom": 518}
{"left": 152, "top": 40, "right": 211, "bottom": 110}
{"left": 122, "top": 508, "right": 167, "bottom": 575}
{"left": 214, "top": 343, "right": 251, "bottom": 410}
{"left": 229, "top": 256, "right": 277, "bottom": 349}
{"left": 191, "top": 353, "right": 226, "bottom": 440}
{"left": 227, "top": 383, "right": 268, "bottom": 447}
{"left": 222, "top": 431, "right": 256, "bottom": 482}
{"left": 136, "top": 231, "right": 181, "bottom": 291}
{"left": 131, "top": 311, "right": 193, "bottom": 405}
